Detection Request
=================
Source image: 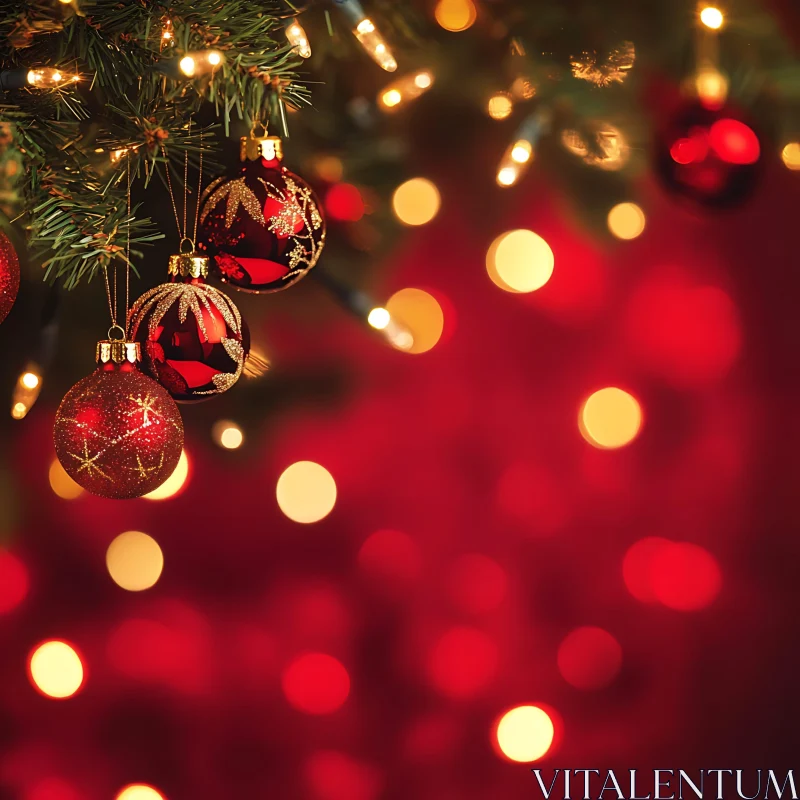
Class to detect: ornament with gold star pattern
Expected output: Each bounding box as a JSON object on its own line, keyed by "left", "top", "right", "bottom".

{"left": 197, "top": 130, "right": 326, "bottom": 293}
{"left": 53, "top": 336, "right": 184, "bottom": 499}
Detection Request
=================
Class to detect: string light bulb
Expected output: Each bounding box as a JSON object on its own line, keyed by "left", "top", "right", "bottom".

{"left": 333, "top": 0, "right": 397, "bottom": 71}
{"left": 177, "top": 51, "right": 223, "bottom": 77}
{"left": 367, "top": 307, "right": 391, "bottom": 329}
{"left": 26, "top": 68, "right": 80, "bottom": 88}
{"left": 495, "top": 110, "right": 551, "bottom": 189}
{"left": 700, "top": 6, "right": 724, "bottom": 29}
{"left": 179, "top": 56, "right": 196, "bottom": 77}
{"left": 286, "top": 19, "right": 312, "bottom": 59}
{"left": 496, "top": 140, "right": 533, "bottom": 187}
{"left": 695, "top": 63, "right": 728, "bottom": 108}
{"left": 487, "top": 92, "right": 513, "bottom": 120}
{"left": 366, "top": 305, "right": 413, "bottom": 349}
{"left": 161, "top": 18, "right": 173, "bottom": 47}
{"left": 354, "top": 18, "right": 397, "bottom": 71}
{"left": 378, "top": 70, "right": 435, "bottom": 112}
{"left": 11, "top": 364, "right": 42, "bottom": 420}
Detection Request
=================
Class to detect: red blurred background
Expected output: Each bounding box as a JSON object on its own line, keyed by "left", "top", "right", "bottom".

{"left": 2, "top": 127, "right": 800, "bottom": 799}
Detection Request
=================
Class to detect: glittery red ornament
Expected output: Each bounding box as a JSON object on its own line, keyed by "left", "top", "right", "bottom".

{"left": 0, "top": 230, "right": 20, "bottom": 325}
{"left": 197, "top": 134, "right": 326, "bottom": 293}
{"left": 53, "top": 340, "right": 184, "bottom": 500}
{"left": 655, "top": 101, "right": 762, "bottom": 210}
{"left": 127, "top": 251, "right": 249, "bottom": 403}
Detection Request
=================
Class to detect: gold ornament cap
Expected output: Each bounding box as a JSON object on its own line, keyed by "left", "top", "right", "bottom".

{"left": 96, "top": 327, "right": 141, "bottom": 365}
{"left": 241, "top": 133, "right": 283, "bottom": 163}
{"left": 168, "top": 243, "right": 210, "bottom": 279}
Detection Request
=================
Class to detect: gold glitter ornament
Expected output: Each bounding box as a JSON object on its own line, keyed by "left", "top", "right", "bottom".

{"left": 53, "top": 338, "right": 184, "bottom": 500}
{"left": 570, "top": 41, "right": 635, "bottom": 87}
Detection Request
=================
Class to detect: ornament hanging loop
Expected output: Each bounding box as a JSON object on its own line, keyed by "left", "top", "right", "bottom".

{"left": 107, "top": 323, "right": 126, "bottom": 342}
{"left": 251, "top": 119, "right": 268, "bottom": 139}
{"left": 180, "top": 237, "right": 195, "bottom": 255}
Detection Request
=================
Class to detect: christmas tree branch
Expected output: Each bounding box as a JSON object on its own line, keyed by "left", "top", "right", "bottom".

{"left": 0, "top": 0, "right": 309, "bottom": 291}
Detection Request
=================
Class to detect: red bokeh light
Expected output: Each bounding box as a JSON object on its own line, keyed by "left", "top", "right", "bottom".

{"left": 26, "top": 778, "right": 80, "bottom": 800}
{"left": 670, "top": 130, "right": 709, "bottom": 165}
{"left": 557, "top": 626, "right": 622, "bottom": 690}
{"left": 108, "top": 619, "right": 183, "bottom": 682}
{"left": 281, "top": 583, "right": 353, "bottom": 645}
{"left": 282, "top": 653, "right": 351, "bottom": 714}
{"left": 651, "top": 542, "right": 722, "bottom": 611}
{"left": 358, "top": 530, "right": 422, "bottom": 587}
{"left": 402, "top": 713, "right": 461, "bottom": 762}
{"left": 427, "top": 626, "right": 498, "bottom": 699}
{"left": 325, "top": 183, "right": 365, "bottom": 222}
{"left": 623, "top": 537, "right": 672, "bottom": 603}
{"left": 0, "top": 550, "right": 29, "bottom": 613}
{"left": 624, "top": 276, "right": 741, "bottom": 388}
{"left": 305, "top": 751, "right": 382, "bottom": 800}
{"left": 446, "top": 554, "right": 507, "bottom": 614}
{"left": 106, "top": 603, "right": 211, "bottom": 693}
{"left": 496, "top": 462, "right": 570, "bottom": 535}
{"left": 709, "top": 119, "right": 760, "bottom": 165}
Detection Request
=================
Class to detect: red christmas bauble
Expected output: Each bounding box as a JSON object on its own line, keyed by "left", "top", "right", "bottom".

{"left": 197, "top": 135, "right": 326, "bottom": 293}
{"left": 0, "top": 230, "right": 20, "bottom": 325}
{"left": 655, "top": 101, "right": 762, "bottom": 210}
{"left": 54, "top": 343, "right": 184, "bottom": 499}
{"left": 127, "top": 253, "right": 249, "bottom": 403}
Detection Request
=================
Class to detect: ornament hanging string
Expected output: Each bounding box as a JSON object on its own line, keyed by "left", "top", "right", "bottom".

{"left": 164, "top": 119, "right": 204, "bottom": 251}
{"left": 101, "top": 156, "right": 132, "bottom": 341}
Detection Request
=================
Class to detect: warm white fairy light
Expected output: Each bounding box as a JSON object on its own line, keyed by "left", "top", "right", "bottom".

{"left": 286, "top": 19, "right": 312, "bottom": 59}
{"left": 11, "top": 364, "right": 42, "bottom": 420}
{"left": 496, "top": 138, "right": 534, "bottom": 188}
{"left": 381, "top": 74, "right": 432, "bottom": 110}
{"left": 20, "top": 372, "right": 39, "bottom": 390}
{"left": 367, "top": 305, "right": 415, "bottom": 350}
{"left": 378, "top": 70, "right": 435, "bottom": 112}
{"left": 179, "top": 56, "right": 196, "bottom": 77}
{"left": 487, "top": 92, "right": 513, "bottom": 120}
{"left": 27, "top": 68, "right": 80, "bottom": 88}
{"left": 334, "top": 0, "right": 397, "bottom": 71}
{"left": 178, "top": 50, "right": 222, "bottom": 77}
{"left": 695, "top": 63, "right": 728, "bottom": 107}
{"left": 367, "top": 307, "right": 391, "bottom": 329}
{"left": 700, "top": 6, "right": 724, "bottom": 29}
{"left": 354, "top": 19, "right": 397, "bottom": 72}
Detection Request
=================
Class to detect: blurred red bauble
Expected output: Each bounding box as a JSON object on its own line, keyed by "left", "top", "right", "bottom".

{"left": 0, "top": 229, "right": 20, "bottom": 325}
{"left": 655, "top": 101, "right": 761, "bottom": 210}
{"left": 53, "top": 340, "right": 184, "bottom": 499}
{"left": 198, "top": 134, "right": 326, "bottom": 293}
{"left": 127, "top": 251, "right": 249, "bottom": 402}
